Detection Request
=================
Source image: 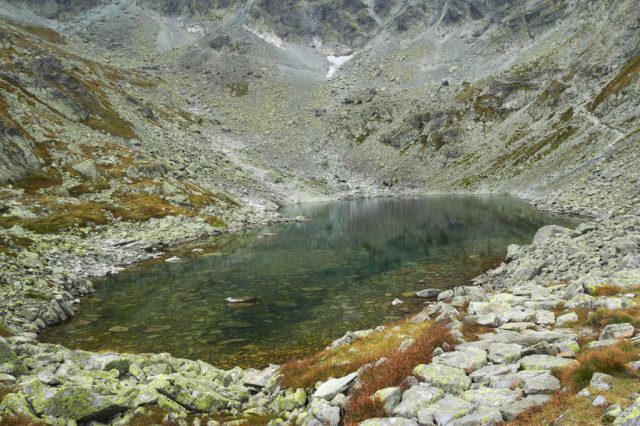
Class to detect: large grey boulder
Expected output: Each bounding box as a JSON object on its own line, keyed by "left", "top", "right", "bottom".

{"left": 520, "top": 355, "right": 578, "bottom": 371}
{"left": 469, "top": 364, "right": 519, "bottom": 385}
{"left": 533, "top": 225, "right": 572, "bottom": 245}
{"left": 313, "top": 372, "right": 358, "bottom": 400}
{"left": 432, "top": 347, "right": 487, "bottom": 374}
{"left": 462, "top": 387, "right": 520, "bottom": 408}
{"left": 600, "top": 323, "right": 635, "bottom": 340}
{"left": 413, "top": 363, "right": 471, "bottom": 394}
{"left": 416, "top": 394, "right": 476, "bottom": 425}
{"left": 22, "top": 379, "right": 130, "bottom": 422}
{"left": 392, "top": 384, "right": 444, "bottom": 418}
{"left": 523, "top": 373, "right": 561, "bottom": 395}
{"left": 487, "top": 343, "right": 522, "bottom": 364}
{"left": 307, "top": 399, "right": 341, "bottom": 426}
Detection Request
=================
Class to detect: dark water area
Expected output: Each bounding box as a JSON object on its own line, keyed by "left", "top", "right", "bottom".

{"left": 41, "top": 196, "right": 577, "bottom": 368}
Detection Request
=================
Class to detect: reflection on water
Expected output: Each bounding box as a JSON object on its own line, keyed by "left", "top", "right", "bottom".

{"left": 41, "top": 196, "right": 576, "bottom": 368}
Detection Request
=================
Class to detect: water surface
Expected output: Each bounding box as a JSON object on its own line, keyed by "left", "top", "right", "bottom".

{"left": 42, "top": 196, "right": 575, "bottom": 368}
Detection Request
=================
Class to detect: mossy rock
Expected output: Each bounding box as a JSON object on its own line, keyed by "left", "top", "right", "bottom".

{"left": 0, "top": 338, "right": 27, "bottom": 377}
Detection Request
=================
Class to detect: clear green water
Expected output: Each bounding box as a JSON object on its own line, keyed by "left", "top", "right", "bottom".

{"left": 41, "top": 196, "right": 576, "bottom": 368}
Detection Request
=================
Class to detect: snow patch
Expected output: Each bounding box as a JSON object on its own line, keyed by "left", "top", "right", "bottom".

{"left": 327, "top": 54, "right": 353, "bottom": 79}
{"left": 246, "top": 26, "right": 284, "bottom": 49}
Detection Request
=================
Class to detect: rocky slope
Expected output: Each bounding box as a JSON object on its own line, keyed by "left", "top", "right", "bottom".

{"left": 0, "top": 0, "right": 639, "bottom": 424}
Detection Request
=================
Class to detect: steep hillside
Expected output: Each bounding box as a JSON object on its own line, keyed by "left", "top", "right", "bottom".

{"left": 1, "top": 0, "right": 640, "bottom": 425}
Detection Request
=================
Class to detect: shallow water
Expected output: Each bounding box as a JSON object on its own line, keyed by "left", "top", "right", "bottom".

{"left": 42, "top": 196, "right": 576, "bottom": 368}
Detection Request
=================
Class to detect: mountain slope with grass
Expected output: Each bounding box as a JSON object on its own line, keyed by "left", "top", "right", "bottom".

{"left": 0, "top": 0, "right": 640, "bottom": 425}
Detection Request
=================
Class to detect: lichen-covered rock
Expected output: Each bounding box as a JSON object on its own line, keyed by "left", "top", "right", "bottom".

{"left": 614, "top": 396, "right": 640, "bottom": 425}
{"left": 307, "top": 399, "right": 340, "bottom": 426}
{"left": 448, "top": 408, "right": 503, "bottom": 426}
{"left": 0, "top": 392, "right": 37, "bottom": 418}
{"left": 590, "top": 372, "right": 614, "bottom": 391}
{"left": 0, "top": 338, "right": 27, "bottom": 377}
{"left": 413, "top": 363, "right": 471, "bottom": 394}
{"left": 416, "top": 394, "right": 476, "bottom": 425}
{"left": 392, "top": 384, "right": 444, "bottom": 418}
{"left": 469, "top": 364, "right": 519, "bottom": 385}
{"left": 519, "top": 355, "right": 578, "bottom": 371}
{"left": 462, "top": 387, "right": 520, "bottom": 408}
{"left": 523, "top": 373, "right": 560, "bottom": 395}
{"left": 600, "top": 323, "right": 635, "bottom": 340}
{"left": 432, "top": 347, "right": 487, "bottom": 374}
{"left": 22, "top": 379, "right": 130, "bottom": 422}
{"left": 373, "top": 387, "right": 402, "bottom": 415}
{"left": 487, "top": 343, "right": 522, "bottom": 364}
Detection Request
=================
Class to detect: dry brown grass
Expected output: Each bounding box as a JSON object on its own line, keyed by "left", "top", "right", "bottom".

{"left": 504, "top": 390, "right": 573, "bottom": 426}
{"left": 0, "top": 416, "right": 45, "bottom": 426}
{"left": 281, "top": 320, "right": 440, "bottom": 391}
{"left": 560, "top": 342, "right": 639, "bottom": 390}
{"left": 591, "top": 284, "right": 626, "bottom": 297}
{"left": 506, "top": 343, "right": 640, "bottom": 425}
{"left": 344, "top": 323, "right": 454, "bottom": 423}
{"left": 127, "top": 407, "right": 177, "bottom": 426}
{"left": 460, "top": 321, "right": 495, "bottom": 341}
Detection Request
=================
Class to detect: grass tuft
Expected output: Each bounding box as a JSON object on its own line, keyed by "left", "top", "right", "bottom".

{"left": 559, "top": 342, "right": 639, "bottom": 390}
{"left": 344, "top": 322, "right": 454, "bottom": 423}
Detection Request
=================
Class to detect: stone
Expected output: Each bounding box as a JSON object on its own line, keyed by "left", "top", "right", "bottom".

{"left": 72, "top": 159, "right": 100, "bottom": 178}
{"left": 500, "top": 395, "right": 551, "bottom": 420}
{"left": 523, "top": 373, "right": 560, "bottom": 395}
{"left": 0, "top": 338, "right": 27, "bottom": 377}
{"left": 412, "top": 363, "right": 471, "bottom": 394}
{"left": 308, "top": 399, "right": 340, "bottom": 426}
{"left": 577, "top": 388, "right": 592, "bottom": 397}
{"left": 519, "top": 355, "right": 578, "bottom": 371}
{"left": 416, "top": 289, "right": 441, "bottom": 298}
{"left": 614, "top": 396, "right": 640, "bottom": 425}
{"left": 533, "top": 225, "right": 572, "bottom": 245}
{"left": 603, "top": 404, "right": 623, "bottom": 422}
{"left": 469, "top": 364, "right": 519, "bottom": 385}
{"left": 416, "top": 395, "right": 476, "bottom": 425}
{"left": 243, "top": 365, "right": 279, "bottom": 388}
{"left": 600, "top": 323, "right": 635, "bottom": 340}
{"left": 449, "top": 409, "right": 503, "bottom": 426}
{"left": 487, "top": 343, "right": 522, "bottom": 364}
{"left": 533, "top": 310, "right": 555, "bottom": 325}
{"left": 22, "top": 379, "right": 129, "bottom": 422}
{"left": 313, "top": 372, "right": 358, "bottom": 400}
{"left": 593, "top": 395, "right": 608, "bottom": 407}
{"left": 432, "top": 347, "right": 487, "bottom": 374}
{"left": 590, "top": 372, "right": 614, "bottom": 391}
{"left": 360, "top": 418, "right": 419, "bottom": 426}
{"left": 373, "top": 387, "right": 402, "bottom": 415}
{"left": 0, "top": 392, "right": 37, "bottom": 418}
{"left": 392, "top": 384, "right": 444, "bottom": 418}
{"left": 462, "top": 387, "right": 520, "bottom": 408}
{"left": 587, "top": 339, "right": 620, "bottom": 349}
